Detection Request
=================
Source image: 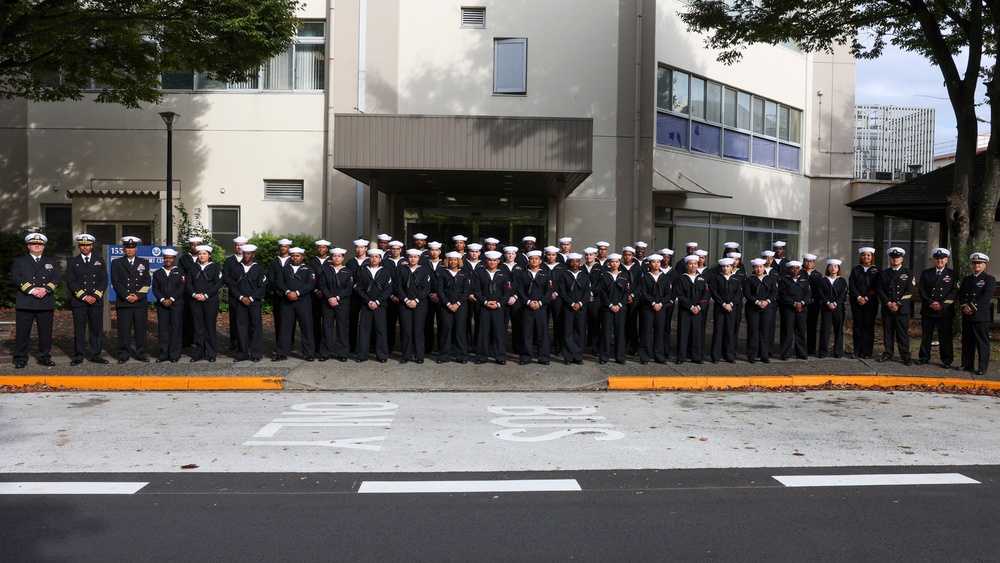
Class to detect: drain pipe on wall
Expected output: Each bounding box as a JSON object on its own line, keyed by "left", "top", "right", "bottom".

{"left": 633, "top": 0, "right": 642, "bottom": 243}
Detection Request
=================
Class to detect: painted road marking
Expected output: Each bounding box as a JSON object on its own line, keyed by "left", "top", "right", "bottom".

{"left": 773, "top": 473, "right": 980, "bottom": 487}
{"left": 358, "top": 479, "right": 582, "bottom": 493}
{"left": 488, "top": 406, "right": 625, "bottom": 441}
{"left": 0, "top": 482, "right": 148, "bottom": 495}
{"left": 245, "top": 402, "right": 398, "bottom": 450}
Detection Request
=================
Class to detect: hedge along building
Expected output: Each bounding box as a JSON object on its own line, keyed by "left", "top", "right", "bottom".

{"left": 1, "top": 0, "right": 855, "bottom": 261}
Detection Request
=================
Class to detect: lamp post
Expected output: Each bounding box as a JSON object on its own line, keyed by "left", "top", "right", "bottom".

{"left": 159, "top": 111, "right": 180, "bottom": 246}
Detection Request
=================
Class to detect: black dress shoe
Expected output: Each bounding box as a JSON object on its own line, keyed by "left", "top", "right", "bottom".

{"left": 136, "top": 356, "right": 150, "bottom": 363}
{"left": 955, "top": 365, "right": 972, "bottom": 371}
{"left": 436, "top": 359, "right": 448, "bottom": 364}
{"left": 318, "top": 357, "right": 328, "bottom": 362}
{"left": 761, "top": 358, "right": 770, "bottom": 363}
{"left": 574, "top": 360, "right": 584, "bottom": 365}
{"left": 598, "top": 360, "right": 607, "bottom": 365}
{"left": 748, "top": 359, "right": 756, "bottom": 364}
{"left": 170, "top": 359, "right": 179, "bottom": 363}
{"left": 91, "top": 356, "right": 109, "bottom": 364}
{"left": 818, "top": 354, "right": 827, "bottom": 358}
{"left": 271, "top": 356, "right": 287, "bottom": 362}
{"left": 903, "top": 360, "right": 912, "bottom": 366}
{"left": 798, "top": 356, "right": 808, "bottom": 360}
{"left": 356, "top": 358, "right": 367, "bottom": 363}
{"left": 780, "top": 357, "right": 789, "bottom": 361}
{"left": 14, "top": 362, "right": 26, "bottom": 369}
{"left": 71, "top": 359, "right": 84, "bottom": 366}
{"left": 156, "top": 359, "right": 167, "bottom": 363}
{"left": 250, "top": 358, "right": 259, "bottom": 363}
{"left": 518, "top": 360, "right": 530, "bottom": 365}
{"left": 616, "top": 360, "right": 626, "bottom": 365}
{"left": 496, "top": 360, "right": 506, "bottom": 365}
{"left": 458, "top": 360, "right": 468, "bottom": 364}
{"left": 190, "top": 357, "right": 202, "bottom": 363}
{"left": 400, "top": 359, "right": 409, "bottom": 364}
{"left": 675, "top": 360, "right": 684, "bottom": 365}
{"left": 232, "top": 357, "right": 245, "bottom": 363}
{"left": 655, "top": 360, "right": 667, "bottom": 365}
{"left": 941, "top": 363, "right": 951, "bottom": 369}
{"left": 915, "top": 359, "right": 926, "bottom": 365}
{"left": 337, "top": 357, "right": 348, "bottom": 362}
{"left": 640, "top": 360, "right": 648, "bottom": 365}
{"left": 207, "top": 358, "right": 216, "bottom": 363}
{"left": 378, "top": 359, "right": 387, "bottom": 363}
{"left": 539, "top": 361, "right": 550, "bottom": 365}
{"left": 876, "top": 355, "right": 889, "bottom": 363}
{"left": 478, "top": 360, "right": 489, "bottom": 365}
{"left": 711, "top": 360, "right": 719, "bottom": 364}
{"left": 976, "top": 370, "right": 986, "bottom": 376}
{"left": 303, "top": 357, "right": 314, "bottom": 362}
{"left": 565, "top": 360, "right": 573, "bottom": 365}
{"left": 117, "top": 358, "right": 129, "bottom": 364}
{"left": 415, "top": 359, "right": 424, "bottom": 364}
{"left": 693, "top": 360, "right": 703, "bottom": 364}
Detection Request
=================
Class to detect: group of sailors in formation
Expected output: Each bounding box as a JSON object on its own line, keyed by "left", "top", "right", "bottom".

{"left": 10, "top": 231, "right": 996, "bottom": 375}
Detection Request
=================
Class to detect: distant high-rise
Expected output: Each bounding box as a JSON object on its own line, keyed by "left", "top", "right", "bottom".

{"left": 854, "top": 105, "right": 935, "bottom": 180}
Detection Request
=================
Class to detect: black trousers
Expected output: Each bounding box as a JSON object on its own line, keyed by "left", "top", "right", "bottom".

{"left": 561, "top": 305, "right": 587, "bottom": 363}
{"left": 14, "top": 308, "right": 54, "bottom": 363}
{"left": 72, "top": 305, "right": 104, "bottom": 360}
{"left": 116, "top": 305, "right": 148, "bottom": 360}
{"left": 881, "top": 308, "right": 911, "bottom": 360}
{"left": 711, "top": 306, "right": 738, "bottom": 362}
{"left": 476, "top": 305, "right": 508, "bottom": 362}
{"left": 779, "top": 307, "right": 808, "bottom": 359}
{"left": 919, "top": 313, "right": 954, "bottom": 365}
{"left": 850, "top": 301, "right": 878, "bottom": 357}
{"left": 520, "top": 306, "right": 550, "bottom": 363}
{"left": 676, "top": 308, "right": 705, "bottom": 362}
{"left": 228, "top": 296, "right": 238, "bottom": 348}
{"left": 182, "top": 298, "right": 195, "bottom": 347}
{"left": 320, "top": 302, "right": 350, "bottom": 360}
{"left": 586, "top": 300, "right": 602, "bottom": 351}
{"left": 600, "top": 308, "right": 626, "bottom": 363}
{"left": 348, "top": 293, "right": 364, "bottom": 353}
{"left": 961, "top": 317, "right": 990, "bottom": 371}
{"left": 191, "top": 300, "right": 219, "bottom": 360}
{"left": 625, "top": 301, "right": 641, "bottom": 355}
{"left": 819, "top": 306, "right": 845, "bottom": 357}
{"left": 277, "top": 299, "right": 314, "bottom": 358}
{"left": 155, "top": 302, "right": 183, "bottom": 361}
{"left": 234, "top": 302, "right": 264, "bottom": 361}
{"left": 357, "top": 305, "right": 387, "bottom": 361}
{"left": 311, "top": 293, "right": 325, "bottom": 356}
{"left": 386, "top": 301, "right": 399, "bottom": 353}
{"left": 438, "top": 305, "right": 468, "bottom": 362}
{"left": 745, "top": 306, "right": 775, "bottom": 360}
{"left": 509, "top": 301, "right": 523, "bottom": 355}
{"left": 425, "top": 300, "right": 439, "bottom": 354}
{"left": 639, "top": 307, "right": 667, "bottom": 363}
{"left": 806, "top": 302, "right": 821, "bottom": 354}
{"left": 398, "top": 303, "right": 427, "bottom": 361}
{"left": 549, "top": 298, "right": 564, "bottom": 354}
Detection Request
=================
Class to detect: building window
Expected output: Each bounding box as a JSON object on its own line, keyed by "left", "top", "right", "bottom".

{"left": 654, "top": 207, "right": 800, "bottom": 262}
{"left": 42, "top": 204, "right": 73, "bottom": 255}
{"left": 264, "top": 179, "right": 305, "bottom": 202}
{"left": 852, "top": 216, "right": 928, "bottom": 267}
{"left": 657, "top": 65, "right": 801, "bottom": 173}
{"left": 494, "top": 38, "right": 527, "bottom": 94}
{"left": 210, "top": 207, "right": 241, "bottom": 244}
{"left": 461, "top": 7, "right": 486, "bottom": 28}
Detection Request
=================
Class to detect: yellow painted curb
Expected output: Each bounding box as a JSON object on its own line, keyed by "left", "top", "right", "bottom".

{"left": 608, "top": 375, "right": 1000, "bottom": 391}
{"left": 0, "top": 375, "right": 283, "bottom": 391}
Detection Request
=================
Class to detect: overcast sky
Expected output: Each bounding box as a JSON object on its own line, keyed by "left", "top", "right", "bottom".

{"left": 854, "top": 45, "right": 991, "bottom": 155}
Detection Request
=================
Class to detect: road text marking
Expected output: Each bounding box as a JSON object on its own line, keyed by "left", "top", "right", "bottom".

{"left": 773, "top": 473, "right": 980, "bottom": 487}
{"left": 358, "top": 479, "right": 582, "bottom": 493}
{"left": 0, "top": 482, "right": 148, "bottom": 495}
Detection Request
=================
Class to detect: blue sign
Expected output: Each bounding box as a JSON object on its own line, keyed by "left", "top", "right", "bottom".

{"left": 105, "top": 245, "right": 176, "bottom": 303}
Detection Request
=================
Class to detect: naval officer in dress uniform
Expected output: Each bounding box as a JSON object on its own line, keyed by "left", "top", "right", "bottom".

{"left": 111, "top": 236, "right": 151, "bottom": 363}
{"left": 957, "top": 252, "right": 996, "bottom": 375}
{"left": 178, "top": 236, "right": 202, "bottom": 348}
{"left": 11, "top": 232, "right": 61, "bottom": 369}
{"left": 917, "top": 247, "right": 959, "bottom": 367}
{"left": 152, "top": 248, "right": 185, "bottom": 363}
{"left": 877, "top": 247, "right": 915, "bottom": 365}
{"left": 65, "top": 233, "right": 109, "bottom": 365}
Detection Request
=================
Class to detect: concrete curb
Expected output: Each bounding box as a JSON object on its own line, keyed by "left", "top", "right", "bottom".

{"left": 608, "top": 374, "right": 1000, "bottom": 391}
{"left": 0, "top": 375, "right": 283, "bottom": 391}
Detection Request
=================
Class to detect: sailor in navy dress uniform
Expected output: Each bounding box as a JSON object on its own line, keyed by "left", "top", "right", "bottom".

{"left": 516, "top": 236, "right": 537, "bottom": 269}
{"left": 268, "top": 238, "right": 293, "bottom": 345}
{"left": 818, "top": 259, "right": 848, "bottom": 358}
{"left": 917, "top": 247, "right": 959, "bottom": 367}
{"left": 848, "top": 246, "right": 880, "bottom": 359}
{"left": 228, "top": 244, "right": 267, "bottom": 362}
{"left": 557, "top": 252, "right": 589, "bottom": 365}
{"left": 633, "top": 241, "right": 648, "bottom": 264}
{"left": 542, "top": 246, "right": 567, "bottom": 356}
{"left": 709, "top": 257, "right": 742, "bottom": 363}
{"left": 778, "top": 260, "right": 810, "bottom": 360}
{"left": 384, "top": 239, "right": 406, "bottom": 353}
{"left": 424, "top": 241, "right": 445, "bottom": 355}
{"left": 346, "top": 238, "right": 370, "bottom": 353}
{"left": 744, "top": 258, "right": 778, "bottom": 363}
{"left": 515, "top": 249, "right": 555, "bottom": 365}
{"left": 451, "top": 234, "right": 469, "bottom": 258}
{"left": 595, "top": 241, "right": 611, "bottom": 268}
{"left": 557, "top": 237, "right": 573, "bottom": 264}
{"left": 65, "top": 233, "right": 108, "bottom": 365}
{"left": 11, "top": 232, "right": 61, "bottom": 368}
{"left": 596, "top": 253, "right": 630, "bottom": 365}
{"left": 675, "top": 254, "right": 709, "bottom": 364}
{"left": 876, "top": 247, "right": 915, "bottom": 365}
{"left": 412, "top": 233, "right": 431, "bottom": 265}
{"left": 317, "top": 247, "right": 354, "bottom": 362}
{"left": 436, "top": 251, "right": 472, "bottom": 364}
{"left": 273, "top": 246, "right": 317, "bottom": 362}
{"left": 186, "top": 244, "right": 222, "bottom": 362}
{"left": 637, "top": 253, "right": 673, "bottom": 364}
{"left": 957, "top": 252, "right": 996, "bottom": 375}
{"left": 112, "top": 236, "right": 151, "bottom": 363}
{"left": 582, "top": 246, "right": 604, "bottom": 353}
{"left": 308, "top": 239, "right": 333, "bottom": 355}
{"left": 462, "top": 242, "right": 485, "bottom": 351}
{"left": 501, "top": 246, "right": 525, "bottom": 355}
{"left": 620, "top": 246, "right": 642, "bottom": 355}
{"left": 801, "top": 253, "right": 823, "bottom": 355}
{"left": 356, "top": 248, "right": 393, "bottom": 363}
{"left": 472, "top": 250, "right": 514, "bottom": 365}
{"left": 178, "top": 236, "right": 203, "bottom": 348}
{"left": 152, "top": 248, "right": 186, "bottom": 362}
{"left": 772, "top": 240, "right": 788, "bottom": 275}
{"left": 222, "top": 236, "right": 248, "bottom": 350}
{"left": 395, "top": 248, "right": 431, "bottom": 364}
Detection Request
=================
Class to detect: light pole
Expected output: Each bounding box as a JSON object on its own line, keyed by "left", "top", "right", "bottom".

{"left": 159, "top": 111, "right": 180, "bottom": 246}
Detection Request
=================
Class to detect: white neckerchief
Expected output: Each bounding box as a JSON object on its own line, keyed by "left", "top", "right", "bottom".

{"left": 650, "top": 271, "right": 661, "bottom": 281}
{"left": 367, "top": 265, "right": 381, "bottom": 276}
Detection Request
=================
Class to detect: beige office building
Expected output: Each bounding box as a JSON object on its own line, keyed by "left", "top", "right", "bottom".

{"left": 0, "top": 0, "right": 856, "bottom": 261}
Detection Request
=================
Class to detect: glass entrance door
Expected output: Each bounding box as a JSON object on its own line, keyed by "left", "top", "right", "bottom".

{"left": 403, "top": 194, "right": 547, "bottom": 246}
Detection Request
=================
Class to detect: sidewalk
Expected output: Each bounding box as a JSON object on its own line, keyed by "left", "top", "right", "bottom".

{"left": 1, "top": 309, "right": 998, "bottom": 392}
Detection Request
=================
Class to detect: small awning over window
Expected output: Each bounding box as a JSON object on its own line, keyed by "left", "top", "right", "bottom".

{"left": 334, "top": 114, "right": 593, "bottom": 198}
{"left": 66, "top": 179, "right": 179, "bottom": 199}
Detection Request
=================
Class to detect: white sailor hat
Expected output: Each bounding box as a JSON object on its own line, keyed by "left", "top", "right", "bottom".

{"left": 389, "top": 240, "right": 404, "bottom": 248}
{"left": 330, "top": 247, "right": 347, "bottom": 255}
{"left": 413, "top": 233, "right": 428, "bottom": 240}
{"left": 802, "top": 253, "right": 817, "bottom": 261}
{"left": 728, "top": 252, "right": 742, "bottom": 259}
{"left": 970, "top": 252, "right": 990, "bottom": 263}
{"left": 762, "top": 250, "right": 775, "bottom": 257}
{"left": 827, "top": 259, "right": 842, "bottom": 266}
{"left": 484, "top": 237, "right": 500, "bottom": 245}
{"left": 660, "top": 248, "right": 674, "bottom": 256}
{"left": 428, "top": 241, "right": 443, "bottom": 249}
{"left": 887, "top": 247, "right": 905, "bottom": 257}
{"left": 503, "top": 246, "right": 519, "bottom": 253}
{"left": 406, "top": 248, "right": 422, "bottom": 256}
{"left": 596, "top": 241, "right": 610, "bottom": 247}
{"left": 467, "top": 243, "right": 483, "bottom": 251}
{"left": 773, "top": 241, "right": 786, "bottom": 247}
{"left": 750, "top": 258, "right": 766, "bottom": 266}
{"left": 685, "top": 241, "right": 699, "bottom": 248}
{"left": 622, "top": 246, "right": 635, "bottom": 253}
{"left": 522, "top": 235, "right": 537, "bottom": 243}
{"left": 233, "top": 236, "right": 249, "bottom": 244}
{"left": 188, "top": 236, "right": 205, "bottom": 244}
{"left": 241, "top": 244, "right": 257, "bottom": 253}
{"left": 195, "top": 244, "right": 213, "bottom": 253}
{"left": 567, "top": 252, "right": 583, "bottom": 260}
{"left": 526, "top": 250, "right": 543, "bottom": 257}
{"left": 858, "top": 246, "right": 876, "bottom": 254}
{"left": 484, "top": 251, "right": 502, "bottom": 260}
{"left": 76, "top": 234, "right": 96, "bottom": 243}
{"left": 724, "top": 241, "right": 740, "bottom": 249}
{"left": 445, "top": 251, "right": 462, "bottom": 259}
{"left": 583, "top": 247, "right": 598, "bottom": 254}
{"left": 786, "top": 260, "right": 803, "bottom": 268}
{"left": 695, "top": 250, "right": 708, "bottom": 257}
{"left": 121, "top": 236, "right": 141, "bottom": 246}
{"left": 377, "top": 234, "right": 392, "bottom": 241}
{"left": 718, "top": 258, "right": 735, "bottom": 266}
{"left": 558, "top": 237, "right": 572, "bottom": 244}
{"left": 931, "top": 247, "right": 951, "bottom": 258}
{"left": 634, "top": 241, "right": 648, "bottom": 248}
{"left": 277, "top": 238, "right": 293, "bottom": 246}
{"left": 647, "top": 254, "right": 663, "bottom": 262}
{"left": 452, "top": 234, "right": 468, "bottom": 242}
{"left": 353, "top": 239, "right": 370, "bottom": 246}
{"left": 289, "top": 247, "right": 305, "bottom": 254}
{"left": 367, "top": 248, "right": 384, "bottom": 256}
{"left": 161, "top": 248, "right": 178, "bottom": 257}
{"left": 314, "top": 239, "right": 331, "bottom": 247}
{"left": 607, "top": 253, "right": 622, "bottom": 260}
{"left": 543, "top": 246, "right": 559, "bottom": 253}
{"left": 683, "top": 255, "right": 699, "bottom": 263}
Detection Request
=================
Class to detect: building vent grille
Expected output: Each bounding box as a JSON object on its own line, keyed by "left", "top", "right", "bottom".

{"left": 461, "top": 7, "right": 485, "bottom": 28}
{"left": 264, "top": 179, "right": 304, "bottom": 201}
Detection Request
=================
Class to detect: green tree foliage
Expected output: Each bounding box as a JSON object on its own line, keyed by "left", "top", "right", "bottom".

{"left": 0, "top": 0, "right": 301, "bottom": 108}
{"left": 681, "top": 0, "right": 1000, "bottom": 276}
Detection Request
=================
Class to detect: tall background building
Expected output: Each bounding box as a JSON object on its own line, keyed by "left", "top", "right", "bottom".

{"left": 854, "top": 105, "right": 935, "bottom": 180}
